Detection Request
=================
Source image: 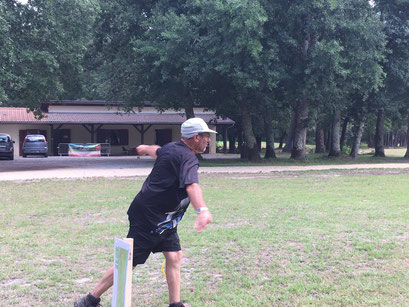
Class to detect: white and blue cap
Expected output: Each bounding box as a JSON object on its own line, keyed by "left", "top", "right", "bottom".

{"left": 181, "top": 117, "right": 217, "bottom": 138}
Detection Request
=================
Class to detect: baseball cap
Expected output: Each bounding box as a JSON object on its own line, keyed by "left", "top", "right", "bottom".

{"left": 181, "top": 117, "right": 217, "bottom": 138}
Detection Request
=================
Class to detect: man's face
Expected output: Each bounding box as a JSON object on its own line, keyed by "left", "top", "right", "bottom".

{"left": 195, "top": 133, "right": 210, "bottom": 153}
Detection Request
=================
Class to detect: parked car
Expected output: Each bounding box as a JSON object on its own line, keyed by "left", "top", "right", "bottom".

{"left": 0, "top": 133, "right": 14, "bottom": 160}
{"left": 22, "top": 134, "right": 48, "bottom": 157}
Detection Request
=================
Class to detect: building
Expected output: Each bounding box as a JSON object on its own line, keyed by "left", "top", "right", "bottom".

{"left": 0, "top": 100, "right": 234, "bottom": 157}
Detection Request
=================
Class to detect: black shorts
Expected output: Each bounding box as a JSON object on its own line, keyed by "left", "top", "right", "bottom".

{"left": 126, "top": 226, "right": 181, "bottom": 266}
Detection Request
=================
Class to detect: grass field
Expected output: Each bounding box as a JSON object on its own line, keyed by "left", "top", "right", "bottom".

{"left": 1, "top": 170, "right": 409, "bottom": 306}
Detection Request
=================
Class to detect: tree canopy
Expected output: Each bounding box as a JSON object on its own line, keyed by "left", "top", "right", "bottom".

{"left": 2, "top": 0, "right": 409, "bottom": 159}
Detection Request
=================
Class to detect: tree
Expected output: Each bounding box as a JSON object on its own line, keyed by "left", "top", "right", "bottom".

{"left": 3, "top": 0, "right": 98, "bottom": 114}
{"left": 131, "top": 4, "right": 207, "bottom": 118}
{"left": 128, "top": 0, "right": 282, "bottom": 161}
{"left": 272, "top": 0, "right": 350, "bottom": 160}
{"left": 197, "top": 0, "right": 283, "bottom": 161}
{"left": 0, "top": 1, "right": 15, "bottom": 104}
{"left": 372, "top": 0, "right": 409, "bottom": 158}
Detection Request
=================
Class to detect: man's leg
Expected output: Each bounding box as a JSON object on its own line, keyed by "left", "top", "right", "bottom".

{"left": 75, "top": 265, "right": 137, "bottom": 306}
{"left": 91, "top": 265, "right": 137, "bottom": 298}
{"left": 90, "top": 266, "right": 114, "bottom": 298}
{"left": 73, "top": 266, "right": 114, "bottom": 307}
{"left": 163, "top": 251, "right": 182, "bottom": 304}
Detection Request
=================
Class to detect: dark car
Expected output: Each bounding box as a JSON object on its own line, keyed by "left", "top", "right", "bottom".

{"left": 22, "top": 134, "right": 48, "bottom": 157}
{"left": 0, "top": 133, "right": 14, "bottom": 160}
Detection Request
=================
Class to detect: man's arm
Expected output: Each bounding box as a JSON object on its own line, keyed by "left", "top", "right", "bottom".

{"left": 135, "top": 145, "right": 161, "bottom": 158}
{"left": 186, "top": 183, "right": 212, "bottom": 233}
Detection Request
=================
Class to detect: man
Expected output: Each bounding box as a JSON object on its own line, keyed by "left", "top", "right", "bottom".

{"left": 74, "top": 117, "right": 215, "bottom": 307}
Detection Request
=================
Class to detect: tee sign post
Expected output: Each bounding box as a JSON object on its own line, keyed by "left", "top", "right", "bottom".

{"left": 112, "top": 238, "right": 133, "bottom": 307}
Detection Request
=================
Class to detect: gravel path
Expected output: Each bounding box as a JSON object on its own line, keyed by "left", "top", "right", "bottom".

{"left": 1, "top": 155, "right": 409, "bottom": 181}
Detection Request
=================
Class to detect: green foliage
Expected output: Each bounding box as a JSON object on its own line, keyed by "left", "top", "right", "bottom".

{"left": 372, "top": 0, "right": 409, "bottom": 111}
{"left": 1, "top": 0, "right": 98, "bottom": 113}
{"left": 2, "top": 0, "right": 409, "bottom": 157}
{"left": 0, "top": 1, "right": 15, "bottom": 104}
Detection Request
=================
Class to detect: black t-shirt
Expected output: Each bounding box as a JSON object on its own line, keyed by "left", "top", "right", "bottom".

{"left": 127, "top": 141, "right": 199, "bottom": 234}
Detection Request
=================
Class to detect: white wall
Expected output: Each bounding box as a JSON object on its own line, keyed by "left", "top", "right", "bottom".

{"left": 0, "top": 122, "right": 217, "bottom": 157}
{"left": 54, "top": 124, "right": 196, "bottom": 155}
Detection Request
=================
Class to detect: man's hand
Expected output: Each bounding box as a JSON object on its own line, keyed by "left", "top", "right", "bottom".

{"left": 135, "top": 145, "right": 160, "bottom": 158}
{"left": 194, "top": 210, "right": 212, "bottom": 233}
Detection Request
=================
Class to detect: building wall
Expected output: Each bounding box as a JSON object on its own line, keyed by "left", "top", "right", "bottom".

{"left": 0, "top": 123, "right": 217, "bottom": 157}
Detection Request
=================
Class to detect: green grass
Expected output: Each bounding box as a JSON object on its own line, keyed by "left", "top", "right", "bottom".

{"left": 1, "top": 171, "right": 409, "bottom": 306}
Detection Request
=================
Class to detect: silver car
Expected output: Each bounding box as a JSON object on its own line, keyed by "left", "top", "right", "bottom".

{"left": 0, "top": 133, "right": 14, "bottom": 160}
{"left": 22, "top": 134, "right": 48, "bottom": 157}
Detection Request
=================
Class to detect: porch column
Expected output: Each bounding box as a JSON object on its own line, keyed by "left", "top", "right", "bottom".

{"left": 133, "top": 124, "right": 152, "bottom": 144}
{"left": 82, "top": 124, "right": 103, "bottom": 143}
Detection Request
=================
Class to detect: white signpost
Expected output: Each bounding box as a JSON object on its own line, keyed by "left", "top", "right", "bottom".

{"left": 112, "top": 238, "right": 133, "bottom": 307}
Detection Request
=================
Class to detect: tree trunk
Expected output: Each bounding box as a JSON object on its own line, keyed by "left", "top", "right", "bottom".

{"left": 184, "top": 100, "right": 203, "bottom": 159}
{"left": 340, "top": 115, "right": 350, "bottom": 151}
{"left": 264, "top": 106, "right": 276, "bottom": 159}
{"left": 184, "top": 100, "right": 195, "bottom": 119}
{"left": 290, "top": 101, "right": 309, "bottom": 160}
{"left": 240, "top": 97, "right": 261, "bottom": 161}
{"left": 278, "top": 130, "right": 286, "bottom": 149}
{"left": 325, "top": 129, "right": 331, "bottom": 152}
{"left": 238, "top": 132, "right": 242, "bottom": 151}
{"left": 328, "top": 108, "right": 341, "bottom": 157}
{"left": 374, "top": 108, "right": 385, "bottom": 157}
{"left": 256, "top": 136, "right": 262, "bottom": 152}
{"left": 404, "top": 110, "right": 409, "bottom": 158}
{"left": 368, "top": 133, "right": 374, "bottom": 148}
{"left": 350, "top": 111, "right": 367, "bottom": 159}
{"left": 283, "top": 110, "right": 296, "bottom": 152}
{"left": 228, "top": 134, "right": 236, "bottom": 153}
{"left": 315, "top": 113, "right": 325, "bottom": 153}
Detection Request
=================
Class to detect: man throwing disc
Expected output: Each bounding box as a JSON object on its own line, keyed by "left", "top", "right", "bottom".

{"left": 74, "top": 118, "right": 215, "bottom": 307}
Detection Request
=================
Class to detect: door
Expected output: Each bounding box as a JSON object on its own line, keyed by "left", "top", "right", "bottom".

{"left": 53, "top": 129, "right": 71, "bottom": 155}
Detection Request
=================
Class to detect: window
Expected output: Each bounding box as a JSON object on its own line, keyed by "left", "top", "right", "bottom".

{"left": 155, "top": 129, "right": 172, "bottom": 146}
{"left": 25, "top": 135, "right": 46, "bottom": 142}
{"left": 0, "top": 136, "right": 10, "bottom": 143}
{"left": 97, "top": 129, "right": 129, "bottom": 145}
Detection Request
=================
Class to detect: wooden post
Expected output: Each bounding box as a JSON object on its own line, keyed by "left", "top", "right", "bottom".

{"left": 124, "top": 238, "right": 133, "bottom": 307}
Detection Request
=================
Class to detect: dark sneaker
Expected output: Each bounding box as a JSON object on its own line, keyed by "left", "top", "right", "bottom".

{"left": 169, "top": 302, "right": 188, "bottom": 307}
{"left": 74, "top": 293, "right": 101, "bottom": 307}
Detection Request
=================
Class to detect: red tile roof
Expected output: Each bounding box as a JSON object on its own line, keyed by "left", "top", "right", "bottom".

{"left": 0, "top": 107, "right": 234, "bottom": 125}
{"left": 0, "top": 107, "right": 45, "bottom": 123}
